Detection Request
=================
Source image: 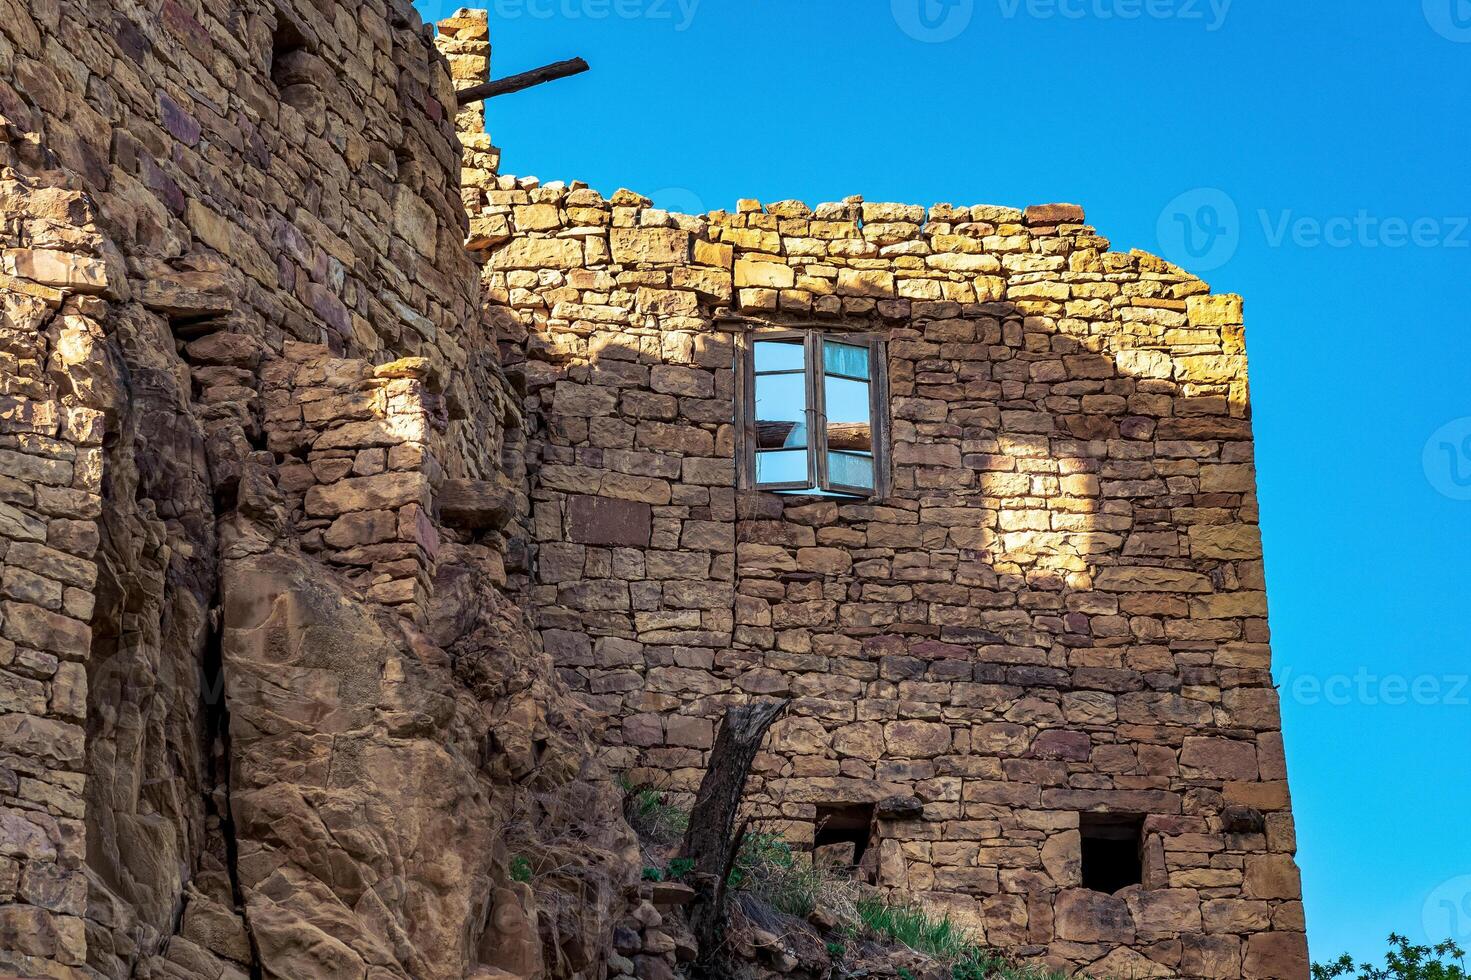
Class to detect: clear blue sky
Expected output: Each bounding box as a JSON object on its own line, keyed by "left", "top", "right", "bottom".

{"left": 416, "top": 0, "right": 1471, "bottom": 964}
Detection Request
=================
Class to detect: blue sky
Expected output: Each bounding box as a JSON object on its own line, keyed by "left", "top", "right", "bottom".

{"left": 415, "top": 0, "right": 1471, "bottom": 964}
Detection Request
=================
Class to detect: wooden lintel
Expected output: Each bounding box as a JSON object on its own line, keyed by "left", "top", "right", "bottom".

{"left": 455, "top": 58, "right": 590, "bottom": 106}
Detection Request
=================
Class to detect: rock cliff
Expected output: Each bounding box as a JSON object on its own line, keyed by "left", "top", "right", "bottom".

{"left": 0, "top": 0, "right": 636, "bottom": 976}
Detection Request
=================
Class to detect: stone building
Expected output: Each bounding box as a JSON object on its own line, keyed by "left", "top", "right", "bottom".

{"left": 442, "top": 9, "right": 1308, "bottom": 979}
{"left": 0, "top": 0, "right": 1305, "bottom": 974}
{"left": 0, "top": 0, "right": 630, "bottom": 976}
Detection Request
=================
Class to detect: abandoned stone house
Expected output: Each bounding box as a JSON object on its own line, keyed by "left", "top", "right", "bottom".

{"left": 0, "top": 0, "right": 1305, "bottom": 977}
{"left": 446, "top": 8, "right": 1306, "bottom": 974}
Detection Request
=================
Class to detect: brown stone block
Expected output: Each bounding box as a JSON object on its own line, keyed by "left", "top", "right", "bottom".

{"left": 1180, "top": 737, "right": 1259, "bottom": 781}
{"left": 1182, "top": 935, "right": 1243, "bottom": 978}
{"left": 303, "top": 472, "right": 430, "bottom": 517}
{"left": 1025, "top": 203, "right": 1086, "bottom": 226}
{"left": 1126, "top": 887, "right": 1201, "bottom": 939}
{"left": 1223, "top": 780, "right": 1293, "bottom": 812}
{"left": 1243, "top": 853, "right": 1302, "bottom": 900}
{"left": 1095, "top": 567, "right": 1214, "bottom": 594}
{"left": 610, "top": 227, "right": 691, "bottom": 265}
{"left": 564, "top": 491, "right": 653, "bottom": 544}
{"left": 0, "top": 601, "right": 90, "bottom": 659}
{"left": 1243, "top": 931, "right": 1308, "bottom": 980}
{"left": 1054, "top": 889, "right": 1135, "bottom": 943}
{"left": 1202, "top": 898, "right": 1271, "bottom": 934}
{"left": 491, "top": 236, "right": 585, "bottom": 270}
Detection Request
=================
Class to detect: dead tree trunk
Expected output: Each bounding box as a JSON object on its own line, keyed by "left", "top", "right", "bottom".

{"left": 680, "top": 699, "right": 789, "bottom": 974}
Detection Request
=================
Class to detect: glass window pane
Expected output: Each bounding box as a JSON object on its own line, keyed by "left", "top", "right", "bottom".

{"left": 823, "top": 340, "right": 870, "bottom": 379}
{"left": 824, "top": 376, "right": 872, "bottom": 454}
{"left": 756, "top": 449, "right": 810, "bottom": 487}
{"left": 755, "top": 338, "right": 806, "bottom": 374}
{"left": 756, "top": 373, "right": 808, "bottom": 449}
{"left": 828, "top": 451, "right": 875, "bottom": 490}
{"left": 824, "top": 377, "right": 871, "bottom": 426}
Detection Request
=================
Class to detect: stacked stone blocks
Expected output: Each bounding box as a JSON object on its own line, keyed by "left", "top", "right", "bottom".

{"left": 441, "top": 11, "right": 1308, "bottom": 974}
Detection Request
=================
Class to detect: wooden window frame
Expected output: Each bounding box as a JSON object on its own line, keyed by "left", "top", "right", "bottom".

{"left": 735, "top": 328, "right": 890, "bottom": 498}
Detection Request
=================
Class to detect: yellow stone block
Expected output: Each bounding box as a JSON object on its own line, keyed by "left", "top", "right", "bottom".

{"left": 1187, "top": 293, "right": 1244, "bottom": 326}
{"left": 734, "top": 259, "right": 794, "bottom": 289}
{"left": 693, "top": 240, "right": 733, "bottom": 269}
{"left": 836, "top": 269, "right": 894, "bottom": 297}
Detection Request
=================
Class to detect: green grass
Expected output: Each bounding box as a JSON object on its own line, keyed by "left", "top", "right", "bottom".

{"left": 856, "top": 897, "right": 1074, "bottom": 980}
{"left": 617, "top": 782, "right": 1074, "bottom": 980}
{"left": 731, "top": 832, "right": 840, "bottom": 919}
{"left": 622, "top": 783, "right": 689, "bottom": 847}
{"left": 857, "top": 897, "right": 982, "bottom": 961}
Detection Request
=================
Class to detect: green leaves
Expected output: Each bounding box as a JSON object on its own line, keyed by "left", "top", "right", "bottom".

{"left": 1313, "top": 935, "right": 1469, "bottom": 980}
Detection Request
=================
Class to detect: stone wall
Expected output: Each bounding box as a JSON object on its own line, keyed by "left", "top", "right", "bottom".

{"left": 449, "top": 10, "right": 1307, "bottom": 972}
{"left": 2, "top": 0, "right": 633, "bottom": 976}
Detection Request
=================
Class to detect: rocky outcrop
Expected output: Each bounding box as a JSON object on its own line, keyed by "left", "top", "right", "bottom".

{"left": 1, "top": 0, "right": 636, "bottom": 976}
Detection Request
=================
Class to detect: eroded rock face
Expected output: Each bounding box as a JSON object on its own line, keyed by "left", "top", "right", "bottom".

{"left": 1, "top": 0, "right": 635, "bottom": 977}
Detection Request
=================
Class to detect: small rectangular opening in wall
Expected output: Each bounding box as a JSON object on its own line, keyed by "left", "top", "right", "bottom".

{"left": 1080, "top": 812, "right": 1144, "bottom": 894}
{"left": 813, "top": 803, "right": 876, "bottom": 875}
{"left": 269, "top": 17, "right": 310, "bottom": 91}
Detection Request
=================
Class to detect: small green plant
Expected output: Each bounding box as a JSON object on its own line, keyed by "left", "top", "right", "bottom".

{"left": 509, "top": 855, "right": 532, "bottom": 883}
{"left": 952, "top": 951, "right": 1013, "bottom": 980}
{"left": 898, "top": 968, "right": 917, "bottom": 980}
{"left": 858, "top": 898, "right": 975, "bottom": 963}
{"left": 624, "top": 786, "right": 690, "bottom": 847}
{"left": 1314, "top": 935, "right": 1469, "bottom": 980}
{"left": 857, "top": 897, "right": 1068, "bottom": 980}
{"left": 619, "top": 788, "right": 1063, "bottom": 980}
{"left": 730, "top": 832, "right": 827, "bottom": 917}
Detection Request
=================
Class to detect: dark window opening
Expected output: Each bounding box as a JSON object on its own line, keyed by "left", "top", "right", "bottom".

{"left": 1080, "top": 812, "right": 1144, "bottom": 894}
{"left": 813, "top": 803, "right": 876, "bottom": 875}
{"left": 269, "top": 19, "right": 309, "bottom": 90}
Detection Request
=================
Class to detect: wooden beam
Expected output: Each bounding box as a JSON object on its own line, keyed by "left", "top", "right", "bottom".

{"left": 455, "top": 58, "right": 590, "bottom": 106}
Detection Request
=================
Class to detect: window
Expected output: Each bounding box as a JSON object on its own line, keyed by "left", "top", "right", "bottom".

{"left": 737, "top": 331, "right": 887, "bottom": 497}
{"left": 1079, "top": 813, "right": 1145, "bottom": 894}
{"left": 269, "top": 18, "right": 309, "bottom": 90}
{"left": 813, "top": 803, "right": 877, "bottom": 877}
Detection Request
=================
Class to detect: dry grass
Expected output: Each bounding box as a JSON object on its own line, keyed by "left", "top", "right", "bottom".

{"left": 618, "top": 784, "right": 1076, "bottom": 980}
